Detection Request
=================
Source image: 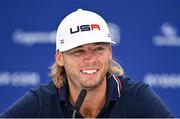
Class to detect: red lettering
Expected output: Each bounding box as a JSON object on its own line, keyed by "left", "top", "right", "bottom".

{"left": 70, "top": 24, "right": 100, "bottom": 34}
{"left": 91, "top": 24, "right": 100, "bottom": 30}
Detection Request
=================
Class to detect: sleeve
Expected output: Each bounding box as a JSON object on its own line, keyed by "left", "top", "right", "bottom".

{"left": 135, "top": 83, "right": 175, "bottom": 118}
{"left": 0, "top": 90, "right": 39, "bottom": 118}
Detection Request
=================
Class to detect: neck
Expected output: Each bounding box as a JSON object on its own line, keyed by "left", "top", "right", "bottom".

{"left": 69, "top": 78, "right": 107, "bottom": 118}
{"left": 80, "top": 86, "right": 106, "bottom": 118}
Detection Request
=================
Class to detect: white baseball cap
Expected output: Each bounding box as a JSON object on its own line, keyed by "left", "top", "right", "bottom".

{"left": 56, "top": 9, "right": 115, "bottom": 52}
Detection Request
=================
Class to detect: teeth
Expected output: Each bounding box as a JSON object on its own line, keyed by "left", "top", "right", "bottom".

{"left": 81, "top": 69, "right": 97, "bottom": 74}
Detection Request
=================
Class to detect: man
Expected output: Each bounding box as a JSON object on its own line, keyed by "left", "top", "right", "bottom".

{"left": 0, "top": 9, "right": 174, "bottom": 118}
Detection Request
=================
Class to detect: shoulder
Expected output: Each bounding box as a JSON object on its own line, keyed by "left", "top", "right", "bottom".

{"left": 119, "top": 76, "right": 161, "bottom": 105}
{"left": 30, "top": 80, "right": 57, "bottom": 97}
{"left": 119, "top": 76, "right": 149, "bottom": 96}
{"left": 119, "top": 76, "right": 158, "bottom": 104}
{"left": 0, "top": 81, "right": 58, "bottom": 117}
{"left": 29, "top": 81, "right": 59, "bottom": 112}
{"left": 118, "top": 76, "right": 174, "bottom": 117}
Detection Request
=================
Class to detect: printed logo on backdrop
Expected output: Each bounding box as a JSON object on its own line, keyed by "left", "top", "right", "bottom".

{"left": 12, "top": 22, "right": 120, "bottom": 46}
{"left": 153, "top": 22, "right": 180, "bottom": 46}
{"left": 144, "top": 73, "right": 180, "bottom": 88}
{"left": 12, "top": 29, "right": 56, "bottom": 46}
{"left": 108, "top": 22, "right": 121, "bottom": 44}
{"left": 0, "top": 71, "right": 40, "bottom": 87}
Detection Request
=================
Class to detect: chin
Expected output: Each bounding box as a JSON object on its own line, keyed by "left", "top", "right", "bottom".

{"left": 80, "top": 80, "right": 103, "bottom": 89}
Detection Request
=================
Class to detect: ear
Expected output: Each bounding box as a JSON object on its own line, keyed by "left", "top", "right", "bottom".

{"left": 55, "top": 50, "right": 64, "bottom": 66}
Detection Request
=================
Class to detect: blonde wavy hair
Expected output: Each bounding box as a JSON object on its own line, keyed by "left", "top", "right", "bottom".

{"left": 49, "top": 59, "right": 124, "bottom": 88}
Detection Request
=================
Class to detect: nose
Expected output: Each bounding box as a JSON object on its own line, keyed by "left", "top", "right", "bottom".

{"left": 83, "top": 50, "right": 97, "bottom": 64}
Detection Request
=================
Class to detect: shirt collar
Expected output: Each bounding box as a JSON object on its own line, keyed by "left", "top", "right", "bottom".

{"left": 59, "top": 73, "right": 121, "bottom": 103}
{"left": 106, "top": 74, "right": 121, "bottom": 102}
{"left": 59, "top": 83, "right": 69, "bottom": 102}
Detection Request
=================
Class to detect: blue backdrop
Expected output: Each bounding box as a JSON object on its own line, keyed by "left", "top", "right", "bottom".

{"left": 0, "top": 0, "right": 179, "bottom": 117}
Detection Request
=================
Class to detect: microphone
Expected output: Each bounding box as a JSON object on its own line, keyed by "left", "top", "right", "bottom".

{"left": 72, "top": 89, "right": 87, "bottom": 118}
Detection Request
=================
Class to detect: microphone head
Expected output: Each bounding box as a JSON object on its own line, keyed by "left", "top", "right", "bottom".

{"left": 73, "top": 89, "right": 87, "bottom": 111}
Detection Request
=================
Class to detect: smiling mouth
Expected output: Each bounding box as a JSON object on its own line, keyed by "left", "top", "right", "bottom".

{"left": 80, "top": 69, "right": 99, "bottom": 74}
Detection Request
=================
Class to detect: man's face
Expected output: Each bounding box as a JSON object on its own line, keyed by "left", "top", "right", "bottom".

{"left": 56, "top": 43, "right": 112, "bottom": 90}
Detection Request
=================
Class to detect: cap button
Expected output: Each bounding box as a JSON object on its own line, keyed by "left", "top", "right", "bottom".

{"left": 77, "top": 8, "right": 83, "bottom": 12}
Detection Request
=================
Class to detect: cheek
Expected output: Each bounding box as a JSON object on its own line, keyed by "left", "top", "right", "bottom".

{"left": 63, "top": 57, "right": 81, "bottom": 70}
{"left": 100, "top": 53, "right": 111, "bottom": 63}
{"left": 109, "top": 52, "right": 112, "bottom": 60}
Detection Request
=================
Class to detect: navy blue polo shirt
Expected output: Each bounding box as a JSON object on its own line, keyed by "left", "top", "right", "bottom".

{"left": 0, "top": 74, "right": 174, "bottom": 118}
{"left": 58, "top": 74, "right": 122, "bottom": 118}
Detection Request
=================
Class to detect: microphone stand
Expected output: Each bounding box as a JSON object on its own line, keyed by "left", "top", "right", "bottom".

{"left": 72, "top": 89, "right": 87, "bottom": 118}
{"left": 72, "top": 109, "right": 78, "bottom": 119}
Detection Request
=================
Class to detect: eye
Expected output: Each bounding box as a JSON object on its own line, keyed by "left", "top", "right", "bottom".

{"left": 72, "top": 49, "right": 85, "bottom": 56}
{"left": 94, "top": 46, "right": 106, "bottom": 52}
